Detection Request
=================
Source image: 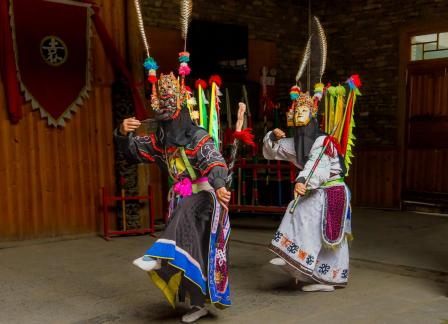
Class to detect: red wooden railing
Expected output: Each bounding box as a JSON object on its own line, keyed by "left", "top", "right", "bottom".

{"left": 102, "top": 185, "right": 156, "bottom": 240}
{"left": 229, "top": 158, "right": 297, "bottom": 213}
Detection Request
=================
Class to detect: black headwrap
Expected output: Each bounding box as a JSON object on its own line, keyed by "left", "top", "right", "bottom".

{"left": 294, "top": 117, "right": 325, "bottom": 169}
{"left": 156, "top": 105, "right": 202, "bottom": 147}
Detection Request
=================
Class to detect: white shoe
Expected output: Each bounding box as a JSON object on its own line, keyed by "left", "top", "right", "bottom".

{"left": 293, "top": 272, "right": 314, "bottom": 284}
{"left": 181, "top": 306, "right": 208, "bottom": 323}
{"left": 132, "top": 256, "right": 161, "bottom": 272}
{"left": 269, "top": 257, "right": 287, "bottom": 266}
{"left": 301, "top": 284, "right": 335, "bottom": 292}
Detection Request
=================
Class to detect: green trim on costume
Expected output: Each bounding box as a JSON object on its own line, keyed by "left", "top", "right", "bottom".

{"left": 322, "top": 178, "right": 344, "bottom": 188}
{"left": 179, "top": 147, "right": 198, "bottom": 193}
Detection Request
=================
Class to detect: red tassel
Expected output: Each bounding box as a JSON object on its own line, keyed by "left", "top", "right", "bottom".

{"left": 323, "top": 136, "right": 342, "bottom": 158}
{"left": 234, "top": 128, "right": 256, "bottom": 147}
{"left": 148, "top": 75, "right": 157, "bottom": 84}
{"left": 209, "top": 75, "right": 222, "bottom": 87}
{"left": 184, "top": 85, "right": 192, "bottom": 93}
{"left": 351, "top": 74, "right": 361, "bottom": 88}
{"left": 195, "top": 79, "right": 207, "bottom": 90}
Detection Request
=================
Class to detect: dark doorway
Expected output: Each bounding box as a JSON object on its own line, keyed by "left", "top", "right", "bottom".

{"left": 403, "top": 58, "right": 448, "bottom": 209}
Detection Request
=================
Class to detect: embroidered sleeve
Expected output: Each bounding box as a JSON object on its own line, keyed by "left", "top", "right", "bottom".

{"left": 196, "top": 138, "right": 228, "bottom": 189}
{"left": 263, "top": 131, "right": 298, "bottom": 167}
{"left": 296, "top": 136, "right": 331, "bottom": 190}
{"left": 114, "top": 128, "right": 158, "bottom": 164}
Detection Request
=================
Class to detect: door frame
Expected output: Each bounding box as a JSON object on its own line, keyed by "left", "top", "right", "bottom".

{"left": 398, "top": 19, "right": 448, "bottom": 208}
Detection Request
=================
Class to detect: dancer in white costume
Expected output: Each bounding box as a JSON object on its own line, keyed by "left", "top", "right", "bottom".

{"left": 264, "top": 124, "right": 351, "bottom": 292}
{"left": 263, "top": 17, "right": 361, "bottom": 292}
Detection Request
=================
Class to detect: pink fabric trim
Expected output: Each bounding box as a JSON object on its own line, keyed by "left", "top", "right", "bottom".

{"left": 192, "top": 177, "right": 208, "bottom": 184}
{"left": 173, "top": 177, "right": 209, "bottom": 197}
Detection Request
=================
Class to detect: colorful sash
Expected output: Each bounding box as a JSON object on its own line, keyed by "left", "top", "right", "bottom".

{"left": 208, "top": 192, "right": 231, "bottom": 308}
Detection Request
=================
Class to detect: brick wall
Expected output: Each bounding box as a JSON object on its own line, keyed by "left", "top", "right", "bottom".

{"left": 142, "top": 0, "right": 448, "bottom": 148}
{"left": 141, "top": 0, "right": 308, "bottom": 110}
{"left": 311, "top": 0, "right": 448, "bottom": 147}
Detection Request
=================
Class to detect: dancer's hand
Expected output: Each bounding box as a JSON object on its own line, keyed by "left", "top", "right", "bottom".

{"left": 273, "top": 128, "right": 286, "bottom": 140}
{"left": 216, "top": 187, "right": 231, "bottom": 207}
{"left": 120, "top": 117, "right": 141, "bottom": 135}
{"left": 294, "top": 182, "right": 307, "bottom": 198}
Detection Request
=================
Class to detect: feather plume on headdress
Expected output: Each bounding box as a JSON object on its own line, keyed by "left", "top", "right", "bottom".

{"left": 180, "top": 0, "right": 193, "bottom": 51}
{"left": 313, "top": 16, "right": 327, "bottom": 82}
{"left": 295, "top": 36, "right": 312, "bottom": 86}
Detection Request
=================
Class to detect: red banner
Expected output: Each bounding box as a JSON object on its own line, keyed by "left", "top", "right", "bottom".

{"left": 11, "top": 0, "right": 92, "bottom": 126}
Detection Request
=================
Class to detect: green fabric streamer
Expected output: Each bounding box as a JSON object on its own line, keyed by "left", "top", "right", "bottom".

{"left": 199, "top": 87, "right": 208, "bottom": 130}
{"left": 344, "top": 89, "right": 361, "bottom": 175}
{"left": 209, "top": 83, "right": 220, "bottom": 149}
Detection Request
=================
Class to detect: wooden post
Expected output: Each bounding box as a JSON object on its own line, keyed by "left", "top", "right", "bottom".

{"left": 277, "top": 160, "right": 282, "bottom": 206}
{"left": 148, "top": 184, "right": 155, "bottom": 234}
{"left": 102, "top": 187, "right": 110, "bottom": 241}
{"left": 121, "top": 188, "right": 127, "bottom": 231}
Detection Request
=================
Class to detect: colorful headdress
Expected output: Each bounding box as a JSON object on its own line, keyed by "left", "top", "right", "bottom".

{"left": 287, "top": 35, "right": 318, "bottom": 127}
{"left": 134, "top": 0, "right": 193, "bottom": 120}
{"left": 287, "top": 16, "right": 362, "bottom": 175}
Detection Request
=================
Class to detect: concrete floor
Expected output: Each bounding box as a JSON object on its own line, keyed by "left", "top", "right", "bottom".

{"left": 232, "top": 208, "right": 448, "bottom": 273}
{"left": 0, "top": 209, "right": 447, "bottom": 324}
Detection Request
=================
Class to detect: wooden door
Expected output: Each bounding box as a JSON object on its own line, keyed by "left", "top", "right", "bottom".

{"left": 404, "top": 59, "right": 448, "bottom": 203}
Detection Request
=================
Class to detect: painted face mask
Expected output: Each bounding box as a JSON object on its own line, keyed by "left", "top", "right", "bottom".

{"left": 294, "top": 103, "right": 311, "bottom": 126}
{"left": 153, "top": 73, "right": 181, "bottom": 121}
{"left": 288, "top": 90, "right": 316, "bottom": 127}
{"left": 289, "top": 89, "right": 323, "bottom": 169}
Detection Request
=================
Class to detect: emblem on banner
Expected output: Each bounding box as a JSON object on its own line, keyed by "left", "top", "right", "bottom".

{"left": 10, "top": 0, "right": 92, "bottom": 126}
{"left": 40, "top": 36, "right": 68, "bottom": 67}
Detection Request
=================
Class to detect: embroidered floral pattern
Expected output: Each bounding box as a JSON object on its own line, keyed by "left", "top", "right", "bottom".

{"left": 287, "top": 243, "right": 299, "bottom": 254}
{"left": 332, "top": 269, "right": 340, "bottom": 279}
{"left": 280, "top": 236, "right": 292, "bottom": 248}
{"left": 274, "top": 232, "right": 316, "bottom": 267}
{"left": 305, "top": 255, "right": 315, "bottom": 266}
{"left": 274, "top": 231, "right": 283, "bottom": 242}
{"left": 298, "top": 249, "right": 307, "bottom": 261}
{"left": 136, "top": 135, "right": 151, "bottom": 143}
{"left": 318, "top": 263, "right": 330, "bottom": 275}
